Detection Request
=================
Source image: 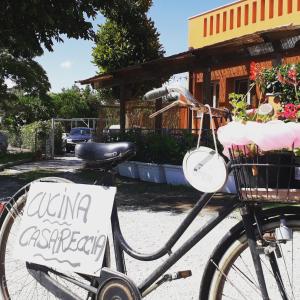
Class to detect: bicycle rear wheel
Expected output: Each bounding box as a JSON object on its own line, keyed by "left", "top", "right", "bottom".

{"left": 0, "top": 178, "right": 93, "bottom": 300}
{"left": 201, "top": 214, "right": 300, "bottom": 300}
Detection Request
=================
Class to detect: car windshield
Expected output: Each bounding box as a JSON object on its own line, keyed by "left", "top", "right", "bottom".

{"left": 70, "top": 128, "right": 91, "bottom": 135}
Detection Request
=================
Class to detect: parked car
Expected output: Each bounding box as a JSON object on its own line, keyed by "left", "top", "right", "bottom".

{"left": 0, "top": 132, "right": 8, "bottom": 154}
{"left": 64, "top": 127, "right": 93, "bottom": 153}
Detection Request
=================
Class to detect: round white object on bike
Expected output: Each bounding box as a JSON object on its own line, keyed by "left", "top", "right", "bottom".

{"left": 183, "top": 146, "right": 228, "bottom": 193}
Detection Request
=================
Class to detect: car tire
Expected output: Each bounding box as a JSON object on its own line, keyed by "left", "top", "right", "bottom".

{"left": 65, "top": 145, "right": 71, "bottom": 153}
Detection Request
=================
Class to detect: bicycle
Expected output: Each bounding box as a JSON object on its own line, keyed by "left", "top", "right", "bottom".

{"left": 0, "top": 86, "right": 300, "bottom": 300}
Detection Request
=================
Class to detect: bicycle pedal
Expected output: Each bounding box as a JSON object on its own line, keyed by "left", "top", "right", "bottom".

{"left": 172, "top": 270, "right": 192, "bottom": 280}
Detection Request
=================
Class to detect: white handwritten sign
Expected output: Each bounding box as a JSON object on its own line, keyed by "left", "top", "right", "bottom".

{"left": 14, "top": 182, "right": 116, "bottom": 276}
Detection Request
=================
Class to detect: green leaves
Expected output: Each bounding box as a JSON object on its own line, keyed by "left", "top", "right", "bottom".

{"left": 0, "top": 0, "right": 103, "bottom": 55}
{"left": 229, "top": 93, "right": 249, "bottom": 121}
{"left": 0, "top": 0, "right": 165, "bottom": 103}
{"left": 51, "top": 86, "right": 100, "bottom": 119}
{"left": 92, "top": 1, "right": 164, "bottom": 99}
{"left": 260, "top": 63, "right": 300, "bottom": 105}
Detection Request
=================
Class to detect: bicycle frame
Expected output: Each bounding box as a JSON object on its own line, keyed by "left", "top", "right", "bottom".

{"left": 17, "top": 168, "right": 273, "bottom": 299}
{"left": 111, "top": 191, "right": 240, "bottom": 295}
{"left": 2, "top": 85, "right": 297, "bottom": 299}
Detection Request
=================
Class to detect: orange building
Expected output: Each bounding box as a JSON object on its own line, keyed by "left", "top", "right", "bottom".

{"left": 189, "top": 0, "right": 300, "bottom": 109}
{"left": 79, "top": 0, "right": 300, "bottom": 132}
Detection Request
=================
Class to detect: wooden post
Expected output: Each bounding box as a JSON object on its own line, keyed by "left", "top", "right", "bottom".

{"left": 51, "top": 118, "right": 55, "bottom": 159}
{"left": 120, "top": 84, "right": 126, "bottom": 134}
{"left": 203, "top": 67, "right": 212, "bottom": 129}
{"left": 272, "top": 42, "right": 283, "bottom": 66}
{"left": 155, "top": 98, "right": 162, "bottom": 133}
{"left": 188, "top": 71, "right": 194, "bottom": 132}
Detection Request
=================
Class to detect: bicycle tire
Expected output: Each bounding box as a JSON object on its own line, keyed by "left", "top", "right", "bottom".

{"left": 200, "top": 207, "right": 300, "bottom": 300}
{"left": 0, "top": 177, "right": 95, "bottom": 300}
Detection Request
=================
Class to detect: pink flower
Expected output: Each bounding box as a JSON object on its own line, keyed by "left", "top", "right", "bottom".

{"left": 288, "top": 68, "right": 297, "bottom": 82}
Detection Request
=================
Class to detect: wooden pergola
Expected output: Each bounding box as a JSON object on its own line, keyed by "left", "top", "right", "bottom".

{"left": 77, "top": 25, "right": 300, "bottom": 132}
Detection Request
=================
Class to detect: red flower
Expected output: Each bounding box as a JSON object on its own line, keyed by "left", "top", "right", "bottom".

{"left": 288, "top": 68, "right": 297, "bottom": 82}
{"left": 249, "top": 61, "right": 261, "bottom": 81}
{"left": 279, "top": 103, "right": 298, "bottom": 120}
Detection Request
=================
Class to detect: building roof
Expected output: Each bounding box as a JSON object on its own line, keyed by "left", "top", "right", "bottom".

{"left": 77, "top": 25, "right": 300, "bottom": 89}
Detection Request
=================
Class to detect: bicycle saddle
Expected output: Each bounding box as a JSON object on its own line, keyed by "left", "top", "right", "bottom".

{"left": 75, "top": 142, "right": 136, "bottom": 164}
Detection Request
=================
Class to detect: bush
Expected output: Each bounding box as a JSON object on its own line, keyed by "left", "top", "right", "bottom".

{"left": 5, "top": 128, "right": 21, "bottom": 148}
{"left": 0, "top": 131, "right": 8, "bottom": 154}
{"left": 104, "top": 130, "right": 210, "bottom": 165}
{"left": 19, "top": 121, "right": 63, "bottom": 155}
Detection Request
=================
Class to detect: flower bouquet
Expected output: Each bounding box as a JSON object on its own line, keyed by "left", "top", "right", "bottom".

{"left": 217, "top": 63, "right": 300, "bottom": 202}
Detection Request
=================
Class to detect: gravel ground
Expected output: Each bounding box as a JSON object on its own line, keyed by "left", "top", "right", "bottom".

{"left": 0, "top": 156, "right": 241, "bottom": 299}
{"left": 1, "top": 157, "right": 300, "bottom": 299}
{"left": 114, "top": 207, "right": 240, "bottom": 300}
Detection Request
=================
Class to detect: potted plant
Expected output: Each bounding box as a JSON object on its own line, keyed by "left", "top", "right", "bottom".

{"left": 219, "top": 62, "right": 300, "bottom": 195}
{"left": 135, "top": 133, "right": 166, "bottom": 183}
{"left": 161, "top": 133, "right": 195, "bottom": 186}
{"left": 117, "top": 161, "right": 140, "bottom": 179}
{"left": 114, "top": 130, "right": 142, "bottom": 179}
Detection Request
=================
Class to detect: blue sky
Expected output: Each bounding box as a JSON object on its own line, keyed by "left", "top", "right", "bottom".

{"left": 36, "top": 0, "right": 233, "bottom": 92}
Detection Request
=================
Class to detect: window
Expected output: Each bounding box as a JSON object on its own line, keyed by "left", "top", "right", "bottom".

{"left": 234, "top": 78, "right": 251, "bottom": 104}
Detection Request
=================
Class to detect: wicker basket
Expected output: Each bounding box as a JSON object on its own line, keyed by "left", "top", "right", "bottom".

{"left": 229, "top": 146, "right": 300, "bottom": 203}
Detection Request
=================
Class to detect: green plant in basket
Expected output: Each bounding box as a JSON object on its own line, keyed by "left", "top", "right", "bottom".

{"left": 229, "top": 93, "right": 249, "bottom": 122}
{"left": 229, "top": 93, "right": 274, "bottom": 123}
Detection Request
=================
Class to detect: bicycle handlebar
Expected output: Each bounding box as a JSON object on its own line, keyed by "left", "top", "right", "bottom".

{"left": 164, "top": 92, "right": 179, "bottom": 101}
{"left": 144, "top": 85, "right": 230, "bottom": 119}
{"left": 143, "top": 86, "right": 169, "bottom": 101}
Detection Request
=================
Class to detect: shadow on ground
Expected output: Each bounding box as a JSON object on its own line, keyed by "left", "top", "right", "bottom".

{"left": 0, "top": 165, "right": 237, "bottom": 214}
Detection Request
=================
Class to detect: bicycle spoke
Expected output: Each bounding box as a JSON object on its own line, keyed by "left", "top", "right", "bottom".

{"left": 211, "top": 259, "right": 249, "bottom": 300}
{"left": 238, "top": 254, "right": 259, "bottom": 287}
{"left": 0, "top": 193, "right": 92, "bottom": 300}
{"left": 278, "top": 242, "right": 295, "bottom": 300}
{"left": 292, "top": 233, "right": 294, "bottom": 299}
{"left": 221, "top": 294, "right": 242, "bottom": 300}
{"left": 231, "top": 263, "right": 261, "bottom": 295}
{"left": 207, "top": 219, "right": 300, "bottom": 300}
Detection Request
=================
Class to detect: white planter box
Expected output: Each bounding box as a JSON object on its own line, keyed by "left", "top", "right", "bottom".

{"left": 117, "top": 161, "right": 139, "bottom": 179}
{"left": 162, "top": 164, "right": 190, "bottom": 186}
{"left": 136, "top": 162, "right": 166, "bottom": 183}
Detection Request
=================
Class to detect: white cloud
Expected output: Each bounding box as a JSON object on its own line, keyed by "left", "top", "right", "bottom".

{"left": 60, "top": 60, "right": 72, "bottom": 69}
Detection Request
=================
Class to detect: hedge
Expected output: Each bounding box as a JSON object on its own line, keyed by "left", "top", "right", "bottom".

{"left": 102, "top": 129, "right": 223, "bottom": 165}
{"left": 8, "top": 121, "right": 63, "bottom": 155}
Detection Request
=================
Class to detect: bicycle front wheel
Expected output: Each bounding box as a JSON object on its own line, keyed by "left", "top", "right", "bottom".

{"left": 0, "top": 179, "right": 93, "bottom": 300}
{"left": 201, "top": 215, "right": 300, "bottom": 300}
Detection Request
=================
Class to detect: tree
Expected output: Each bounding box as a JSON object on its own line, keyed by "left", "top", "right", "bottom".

{"left": 0, "top": 52, "right": 50, "bottom": 102}
{"left": 2, "top": 92, "right": 54, "bottom": 130}
{"left": 50, "top": 85, "right": 102, "bottom": 118}
{"left": 92, "top": 0, "right": 164, "bottom": 99}
{"left": 0, "top": 0, "right": 101, "bottom": 101}
{"left": 93, "top": 20, "right": 164, "bottom": 72}
{"left": 0, "top": 0, "right": 155, "bottom": 56}
{"left": 0, "top": 0, "right": 162, "bottom": 102}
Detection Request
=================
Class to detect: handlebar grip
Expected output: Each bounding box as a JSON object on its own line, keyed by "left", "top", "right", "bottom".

{"left": 164, "top": 92, "right": 179, "bottom": 102}
{"left": 143, "top": 86, "right": 168, "bottom": 101}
